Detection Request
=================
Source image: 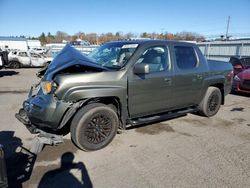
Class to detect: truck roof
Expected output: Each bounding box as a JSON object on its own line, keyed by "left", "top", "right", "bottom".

{"left": 105, "top": 39, "right": 197, "bottom": 46}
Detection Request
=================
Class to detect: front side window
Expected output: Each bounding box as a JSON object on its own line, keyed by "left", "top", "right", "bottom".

{"left": 88, "top": 43, "right": 138, "bottom": 69}
{"left": 135, "top": 46, "right": 169, "bottom": 73}
{"left": 174, "top": 46, "right": 198, "bottom": 69}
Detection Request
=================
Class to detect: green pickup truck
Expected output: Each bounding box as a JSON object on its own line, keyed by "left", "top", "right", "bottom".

{"left": 16, "top": 40, "right": 233, "bottom": 151}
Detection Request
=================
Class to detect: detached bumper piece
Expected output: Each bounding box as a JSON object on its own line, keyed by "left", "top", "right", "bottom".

{"left": 15, "top": 109, "right": 63, "bottom": 154}
{"left": 31, "top": 130, "right": 63, "bottom": 154}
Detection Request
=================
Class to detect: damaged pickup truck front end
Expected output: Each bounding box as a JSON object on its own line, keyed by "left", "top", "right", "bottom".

{"left": 16, "top": 44, "right": 113, "bottom": 134}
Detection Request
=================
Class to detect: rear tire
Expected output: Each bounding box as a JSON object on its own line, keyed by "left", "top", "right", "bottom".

{"left": 198, "top": 87, "right": 222, "bottom": 117}
{"left": 70, "top": 103, "right": 118, "bottom": 151}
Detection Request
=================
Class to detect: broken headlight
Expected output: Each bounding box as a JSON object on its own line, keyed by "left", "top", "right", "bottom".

{"left": 40, "top": 81, "right": 57, "bottom": 94}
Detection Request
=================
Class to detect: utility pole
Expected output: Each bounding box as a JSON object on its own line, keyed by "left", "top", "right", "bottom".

{"left": 226, "top": 16, "right": 230, "bottom": 40}
{"left": 96, "top": 33, "right": 99, "bottom": 45}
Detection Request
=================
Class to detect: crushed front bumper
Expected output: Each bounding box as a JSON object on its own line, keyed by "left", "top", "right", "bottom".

{"left": 15, "top": 108, "right": 39, "bottom": 134}
{"left": 15, "top": 86, "right": 71, "bottom": 132}
{"left": 15, "top": 109, "right": 64, "bottom": 154}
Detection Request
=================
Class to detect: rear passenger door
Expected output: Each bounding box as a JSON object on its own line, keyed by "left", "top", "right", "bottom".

{"left": 171, "top": 45, "right": 205, "bottom": 108}
{"left": 18, "top": 52, "right": 31, "bottom": 66}
{"left": 31, "top": 53, "right": 44, "bottom": 67}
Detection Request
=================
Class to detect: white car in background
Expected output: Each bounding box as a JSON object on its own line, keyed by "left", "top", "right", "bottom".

{"left": 8, "top": 50, "right": 52, "bottom": 68}
{"left": 0, "top": 56, "right": 3, "bottom": 69}
{"left": 30, "top": 47, "right": 47, "bottom": 55}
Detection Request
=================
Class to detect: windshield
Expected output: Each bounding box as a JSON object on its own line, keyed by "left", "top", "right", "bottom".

{"left": 88, "top": 42, "right": 138, "bottom": 69}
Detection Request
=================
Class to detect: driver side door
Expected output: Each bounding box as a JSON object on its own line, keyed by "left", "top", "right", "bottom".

{"left": 128, "top": 45, "right": 173, "bottom": 118}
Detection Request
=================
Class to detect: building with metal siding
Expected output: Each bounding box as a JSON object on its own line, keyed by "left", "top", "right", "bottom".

{"left": 0, "top": 37, "right": 41, "bottom": 51}
{"left": 198, "top": 40, "right": 250, "bottom": 61}
{"left": 27, "top": 40, "right": 41, "bottom": 48}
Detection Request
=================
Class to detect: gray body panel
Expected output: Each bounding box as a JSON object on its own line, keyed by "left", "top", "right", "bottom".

{"left": 19, "top": 40, "right": 233, "bottom": 131}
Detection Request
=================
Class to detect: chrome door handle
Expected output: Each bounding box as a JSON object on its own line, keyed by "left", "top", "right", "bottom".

{"left": 197, "top": 74, "right": 203, "bottom": 79}
{"left": 164, "top": 78, "right": 172, "bottom": 85}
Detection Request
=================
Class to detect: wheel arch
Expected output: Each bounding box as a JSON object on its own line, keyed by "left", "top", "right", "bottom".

{"left": 58, "top": 96, "right": 127, "bottom": 132}
{"left": 209, "top": 83, "right": 225, "bottom": 105}
{"left": 8, "top": 60, "right": 22, "bottom": 68}
{"left": 86, "top": 97, "right": 123, "bottom": 125}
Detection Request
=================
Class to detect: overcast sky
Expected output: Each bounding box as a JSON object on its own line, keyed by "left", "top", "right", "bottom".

{"left": 0, "top": 0, "right": 249, "bottom": 37}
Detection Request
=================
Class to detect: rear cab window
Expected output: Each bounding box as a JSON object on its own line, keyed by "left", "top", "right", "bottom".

{"left": 174, "top": 46, "right": 199, "bottom": 69}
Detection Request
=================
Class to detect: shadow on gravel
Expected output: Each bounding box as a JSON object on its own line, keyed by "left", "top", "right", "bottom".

{"left": 230, "top": 107, "right": 244, "bottom": 112}
{"left": 0, "top": 131, "right": 92, "bottom": 188}
{"left": 0, "top": 70, "right": 19, "bottom": 77}
{"left": 38, "top": 152, "right": 92, "bottom": 188}
{"left": 0, "top": 90, "right": 29, "bottom": 94}
{"left": 0, "top": 131, "right": 36, "bottom": 188}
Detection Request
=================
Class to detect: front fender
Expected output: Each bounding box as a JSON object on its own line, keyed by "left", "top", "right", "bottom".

{"left": 58, "top": 86, "right": 128, "bottom": 129}
{"left": 62, "top": 85, "right": 127, "bottom": 102}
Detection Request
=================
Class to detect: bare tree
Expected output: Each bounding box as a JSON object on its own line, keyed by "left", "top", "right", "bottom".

{"left": 38, "top": 31, "right": 205, "bottom": 45}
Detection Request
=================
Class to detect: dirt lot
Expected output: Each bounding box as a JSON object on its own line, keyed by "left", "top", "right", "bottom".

{"left": 0, "top": 68, "right": 250, "bottom": 188}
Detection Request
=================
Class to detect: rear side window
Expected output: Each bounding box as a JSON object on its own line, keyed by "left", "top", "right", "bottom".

{"left": 174, "top": 46, "right": 198, "bottom": 69}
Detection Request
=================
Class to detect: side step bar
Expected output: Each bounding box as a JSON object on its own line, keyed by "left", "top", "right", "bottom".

{"left": 129, "top": 107, "right": 197, "bottom": 126}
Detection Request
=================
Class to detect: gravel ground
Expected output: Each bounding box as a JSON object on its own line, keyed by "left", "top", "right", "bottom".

{"left": 0, "top": 68, "right": 250, "bottom": 188}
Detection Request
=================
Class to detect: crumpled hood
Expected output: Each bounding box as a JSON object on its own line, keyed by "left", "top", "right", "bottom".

{"left": 43, "top": 44, "right": 108, "bottom": 80}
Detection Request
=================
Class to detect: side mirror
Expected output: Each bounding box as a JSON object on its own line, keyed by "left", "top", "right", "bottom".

{"left": 134, "top": 63, "right": 150, "bottom": 74}
{"left": 234, "top": 64, "right": 243, "bottom": 69}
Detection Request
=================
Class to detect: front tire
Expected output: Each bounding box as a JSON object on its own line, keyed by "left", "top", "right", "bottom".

{"left": 70, "top": 103, "right": 118, "bottom": 151}
{"left": 9, "top": 61, "right": 21, "bottom": 69}
{"left": 198, "top": 87, "right": 222, "bottom": 117}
